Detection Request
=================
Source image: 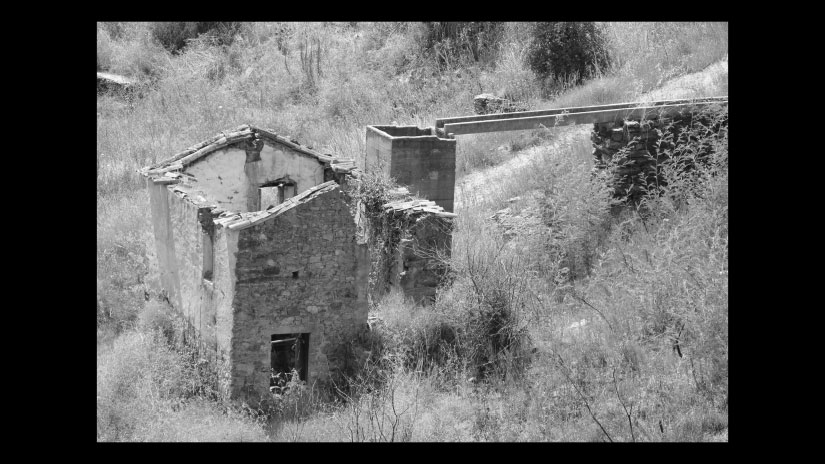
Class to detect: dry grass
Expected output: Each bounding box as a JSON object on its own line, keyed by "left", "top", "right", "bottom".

{"left": 97, "top": 319, "right": 268, "bottom": 442}
{"left": 97, "top": 22, "right": 727, "bottom": 441}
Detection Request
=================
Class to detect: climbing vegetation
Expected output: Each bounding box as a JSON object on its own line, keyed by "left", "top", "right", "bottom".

{"left": 98, "top": 22, "right": 727, "bottom": 441}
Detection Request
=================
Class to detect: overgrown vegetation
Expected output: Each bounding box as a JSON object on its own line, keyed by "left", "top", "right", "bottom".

{"left": 342, "top": 170, "right": 407, "bottom": 297}
{"left": 97, "top": 22, "right": 727, "bottom": 441}
{"left": 97, "top": 301, "right": 268, "bottom": 441}
{"left": 420, "top": 22, "right": 504, "bottom": 68}
{"left": 150, "top": 22, "right": 243, "bottom": 54}
{"left": 528, "top": 22, "right": 612, "bottom": 93}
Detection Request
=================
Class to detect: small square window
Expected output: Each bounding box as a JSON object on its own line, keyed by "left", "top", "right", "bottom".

{"left": 259, "top": 185, "right": 281, "bottom": 210}
{"left": 258, "top": 181, "right": 296, "bottom": 211}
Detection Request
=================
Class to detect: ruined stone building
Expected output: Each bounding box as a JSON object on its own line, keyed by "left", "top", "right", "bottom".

{"left": 362, "top": 125, "right": 457, "bottom": 302}
{"left": 136, "top": 98, "right": 724, "bottom": 404}
{"left": 139, "top": 124, "right": 455, "bottom": 404}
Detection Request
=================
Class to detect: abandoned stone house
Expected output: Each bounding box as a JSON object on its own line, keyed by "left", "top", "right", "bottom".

{"left": 139, "top": 123, "right": 455, "bottom": 404}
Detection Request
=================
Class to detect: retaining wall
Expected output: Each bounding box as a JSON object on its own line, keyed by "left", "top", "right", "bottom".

{"left": 591, "top": 105, "right": 728, "bottom": 200}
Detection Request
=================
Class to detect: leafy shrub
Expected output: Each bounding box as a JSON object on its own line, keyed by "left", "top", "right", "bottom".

{"left": 150, "top": 22, "right": 243, "bottom": 54}
{"left": 653, "top": 106, "right": 729, "bottom": 205}
{"left": 479, "top": 38, "right": 540, "bottom": 104}
{"left": 528, "top": 22, "right": 612, "bottom": 89}
{"left": 371, "top": 290, "right": 457, "bottom": 374}
{"left": 97, "top": 190, "right": 151, "bottom": 334}
{"left": 539, "top": 156, "right": 617, "bottom": 281}
{"left": 435, "top": 230, "right": 536, "bottom": 382}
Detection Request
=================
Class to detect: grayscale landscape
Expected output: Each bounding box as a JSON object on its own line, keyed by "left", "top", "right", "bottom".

{"left": 97, "top": 22, "right": 728, "bottom": 442}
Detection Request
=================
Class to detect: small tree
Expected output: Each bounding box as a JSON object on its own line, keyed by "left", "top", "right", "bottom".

{"left": 528, "top": 22, "right": 611, "bottom": 88}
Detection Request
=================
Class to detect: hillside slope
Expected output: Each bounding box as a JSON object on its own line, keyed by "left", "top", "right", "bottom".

{"left": 455, "top": 58, "right": 728, "bottom": 211}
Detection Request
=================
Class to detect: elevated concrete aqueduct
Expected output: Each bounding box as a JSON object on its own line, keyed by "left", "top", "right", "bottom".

{"left": 139, "top": 96, "right": 727, "bottom": 404}
{"left": 431, "top": 96, "right": 728, "bottom": 200}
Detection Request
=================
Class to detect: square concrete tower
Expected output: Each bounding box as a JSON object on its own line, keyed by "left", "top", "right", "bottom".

{"left": 365, "top": 125, "right": 457, "bottom": 212}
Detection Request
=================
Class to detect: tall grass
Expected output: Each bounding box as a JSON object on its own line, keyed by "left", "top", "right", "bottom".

{"left": 538, "top": 22, "right": 728, "bottom": 109}
{"left": 97, "top": 22, "right": 727, "bottom": 441}
{"left": 97, "top": 303, "right": 268, "bottom": 441}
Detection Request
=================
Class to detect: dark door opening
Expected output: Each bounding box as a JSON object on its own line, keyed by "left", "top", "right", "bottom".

{"left": 270, "top": 333, "right": 310, "bottom": 391}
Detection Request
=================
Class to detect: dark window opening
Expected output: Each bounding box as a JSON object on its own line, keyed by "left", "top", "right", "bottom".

{"left": 271, "top": 333, "right": 310, "bottom": 391}
{"left": 258, "top": 180, "right": 296, "bottom": 211}
{"left": 202, "top": 226, "right": 214, "bottom": 281}
{"left": 292, "top": 271, "right": 299, "bottom": 279}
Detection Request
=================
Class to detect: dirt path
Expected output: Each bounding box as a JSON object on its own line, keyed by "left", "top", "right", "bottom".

{"left": 454, "top": 59, "right": 728, "bottom": 211}
{"left": 454, "top": 125, "right": 589, "bottom": 211}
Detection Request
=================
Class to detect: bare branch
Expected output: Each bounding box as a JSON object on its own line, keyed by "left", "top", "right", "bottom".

{"left": 555, "top": 353, "right": 613, "bottom": 442}
{"left": 612, "top": 367, "right": 636, "bottom": 442}
{"left": 570, "top": 292, "right": 614, "bottom": 333}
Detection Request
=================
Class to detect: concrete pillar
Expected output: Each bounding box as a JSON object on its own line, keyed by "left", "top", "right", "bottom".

{"left": 365, "top": 125, "right": 457, "bottom": 212}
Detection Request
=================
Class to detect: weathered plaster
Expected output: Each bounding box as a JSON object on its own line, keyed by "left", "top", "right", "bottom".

{"left": 184, "top": 142, "right": 327, "bottom": 214}
{"left": 184, "top": 147, "right": 248, "bottom": 212}
{"left": 214, "top": 226, "right": 238, "bottom": 397}
{"left": 147, "top": 180, "right": 182, "bottom": 308}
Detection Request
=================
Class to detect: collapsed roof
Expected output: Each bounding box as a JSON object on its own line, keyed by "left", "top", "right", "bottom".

{"left": 138, "top": 124, "right": 357, "bottom": 179}
{"left": 138, "top": 124, "right": 454, "bottom": 230}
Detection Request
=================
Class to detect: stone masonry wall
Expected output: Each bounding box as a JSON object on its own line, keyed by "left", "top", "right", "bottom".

{"left": 229, "top": 187, "right": 369, "bottom": 403}
{"left": 592, "top": 118, "right": 669, "bottom": 200}
{"left": 591, "top": 106, "right": 728, "bottom": 201}
{"left": 392, "top": 215, "right": 453, "bottom": 303}
{"left": 473, "top": 93, "right": 529, "bottom": 115}
{"left": 367, "top": 202, "right": 454, "bottom": 305}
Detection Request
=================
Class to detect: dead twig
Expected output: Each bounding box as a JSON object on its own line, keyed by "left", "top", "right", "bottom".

{"left": 612, "top": 367, "right": 636, "bottom": 442}
{"left": 570, "top": 292, "right": 614, "bottom": 333}
{"left": 555, "top": 353, "right": 613, "bottom": 442}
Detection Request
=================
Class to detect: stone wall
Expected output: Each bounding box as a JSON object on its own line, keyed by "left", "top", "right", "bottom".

{"left": 366, "top": 193, "right": 455, "bottom": 304}
{"left": 142, "top": 122, "right": 456, "bottom": 404}
{"left": 391, "top": 214, "right": 453, "bottom": 303}
{"left": 591, "top": 118, "right": 668, "bottom": 200}
{"left": 229, "top": 186, "right": 369, "bottom": 403}
{"left": 365, "top": 125, "right": 457, "bottom": 212}
{"left": 473, "top": 93, "right": 529, "bottom": 115}
{"left": 591, "top": 106, "right": 728, "bottom": 201}
{"left": 145, "top": 178, "right": 238, "bottom": 398}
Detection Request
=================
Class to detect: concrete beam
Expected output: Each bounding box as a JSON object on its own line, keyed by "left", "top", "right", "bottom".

{"left": 442, "top": 100, "right": 728, "bottom": 136}
{"left": 435, "top": 97, "right": 728, "bottom": 130}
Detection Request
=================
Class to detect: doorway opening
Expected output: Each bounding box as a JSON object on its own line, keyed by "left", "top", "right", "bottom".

{"left": 270, "top": 333, "right": 310, "bottom": 392}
